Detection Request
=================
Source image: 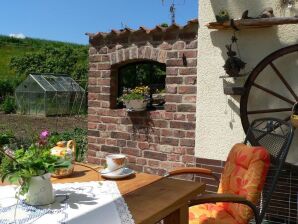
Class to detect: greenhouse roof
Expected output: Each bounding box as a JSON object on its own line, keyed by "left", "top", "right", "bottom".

{"left": 29, "top": 74, "right": 84, "bottom": 92}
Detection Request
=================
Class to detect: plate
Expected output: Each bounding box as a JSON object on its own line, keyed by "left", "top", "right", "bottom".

{"left": 100, "top": 167, "right": 135, "bottom": 179}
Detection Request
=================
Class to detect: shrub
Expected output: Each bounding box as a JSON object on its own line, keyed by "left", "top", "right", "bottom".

{"left": 1, "top": 96, "right": 16, "bottom": 114}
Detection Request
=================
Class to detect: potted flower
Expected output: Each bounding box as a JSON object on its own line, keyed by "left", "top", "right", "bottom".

{"left": 0, "top": 130, "right": 71, "bottom": 206}
{"left": 119, "top": 86, "right": 150, "bottom": 111}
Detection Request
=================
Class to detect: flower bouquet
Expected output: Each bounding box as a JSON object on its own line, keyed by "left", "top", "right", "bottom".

{"left": 119, "top": 86, "right": 150, "bottom": 111}
{"left": 0, "top": 130, "right": 71, "bottom": 205}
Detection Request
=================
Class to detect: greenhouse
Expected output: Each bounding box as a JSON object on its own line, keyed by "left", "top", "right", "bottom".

{"left": 15, "top": 74, "right": 85, "bottom": 116}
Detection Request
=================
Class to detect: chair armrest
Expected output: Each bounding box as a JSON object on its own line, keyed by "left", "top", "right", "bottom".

{"left": 165, "top": 167, "right": 219, "bottom": 181}
{"left": 189, "top": 194, "right": 260, "bottom": 224}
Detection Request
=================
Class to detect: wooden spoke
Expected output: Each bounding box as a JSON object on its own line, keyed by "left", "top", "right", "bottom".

{"left": 248, "top": 108, "right": 292, "bottom": 114}
{"left": 270, "top": 62, "right": 298, "bottom": 101}
{"left": 252, "top": 83, "right": 295, "bottom": 105}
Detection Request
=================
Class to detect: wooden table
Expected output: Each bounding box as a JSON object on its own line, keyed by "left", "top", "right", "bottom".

{"left": 53, "top": 164, "right": 205, "bottom": 224}
{"left": 6, "top": 164, "right": 206, "bottom": 224}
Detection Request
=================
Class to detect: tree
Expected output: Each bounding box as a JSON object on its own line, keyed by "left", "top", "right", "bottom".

{"left": 10, "top": 46, "right": 88, "bottom": 81}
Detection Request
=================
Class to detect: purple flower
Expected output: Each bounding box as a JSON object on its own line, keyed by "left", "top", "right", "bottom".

{"left": 39, "top": 130, "right": 50, "bottom": 140}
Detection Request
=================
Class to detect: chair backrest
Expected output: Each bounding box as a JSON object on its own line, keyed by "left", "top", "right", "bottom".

{"left": 217, "top": 143, "right": 271, "bottom": 223}
{"left": 243, "top": 118, "right": 294, "bottom": 222}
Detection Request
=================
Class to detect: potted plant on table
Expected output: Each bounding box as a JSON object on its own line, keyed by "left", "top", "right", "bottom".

{"left": 0, "top": 130, "right": 71, "bottom": 206}
{"left": 119, "top": 86, "right": 150, "bottom": 112}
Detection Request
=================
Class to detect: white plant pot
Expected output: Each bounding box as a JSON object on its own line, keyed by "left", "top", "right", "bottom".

{"left": 25, "top": 173, "right": 55, "bottom": 206}
{"left": 123, "top": 99, "right": 147, "bottom": 111}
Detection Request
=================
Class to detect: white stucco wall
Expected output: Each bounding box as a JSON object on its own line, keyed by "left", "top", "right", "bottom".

{"left": 196, "top": 0, "right": 298, "bottom": 163}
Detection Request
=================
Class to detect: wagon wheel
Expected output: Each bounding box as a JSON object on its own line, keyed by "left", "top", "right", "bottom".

{"left": 240, "top": 44, "right": 298, "bottom": 134}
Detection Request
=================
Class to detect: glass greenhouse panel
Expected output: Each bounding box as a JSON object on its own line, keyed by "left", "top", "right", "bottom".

{"left": 15, "top": 74, "right": 85, "bottom": 116}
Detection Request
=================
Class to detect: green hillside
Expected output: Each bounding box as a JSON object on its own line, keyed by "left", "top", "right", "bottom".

{"left": 0, "top": 35, "right": 88, "bottom": 80}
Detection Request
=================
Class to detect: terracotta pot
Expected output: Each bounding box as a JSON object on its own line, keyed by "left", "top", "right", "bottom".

{"left": 123, "top": 99, "right": 147, "bottom": 111}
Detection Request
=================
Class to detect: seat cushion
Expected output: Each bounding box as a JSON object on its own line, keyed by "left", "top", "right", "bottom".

{"left": 217, "top": 143, "right": 270, "bottom": 223}
{"left": 189, "top": 203, "right": 239, "bottom": 224}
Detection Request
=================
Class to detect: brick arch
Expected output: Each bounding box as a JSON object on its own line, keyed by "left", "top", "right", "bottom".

{"left": 110, "top": 45, "right": 167, "bottom": 66}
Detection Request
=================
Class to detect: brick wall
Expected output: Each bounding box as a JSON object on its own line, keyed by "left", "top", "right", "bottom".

{"left": 87, "top": 23, "right": 198, "bottom": 175}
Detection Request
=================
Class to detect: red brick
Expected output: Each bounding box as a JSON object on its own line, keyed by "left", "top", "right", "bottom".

{"left": 88, "top": 137, "right": 97, "bottom": 144}
{"left": 88, "top": 77, "right": 97, "bottom": 85}
{"left": 172, "top": 41, "right": 185, "bottom": 50}
{"left": 107, "top": 124, "right": 117, "bottom": 131}
{"left": 170, "top": 121, "right": 195, "bottom": 130}
{"left": 164, "top": 112, "right": 174, "bottom": 120}
{"left": 178, "top": 86, "right": 196, "bottom": 94}
{"left": 166, "top": 59, "right": 184, "bottom": 67}
{"left": 187, "top": 58, "right": 197, "bottom": 67}
{"left": 144, "top": 151, "right": 167, "bottom": 161}
{"left": 101, "top": 145, "right": 120, "bottom": 153}
{"left": 168, "top": 154, "right": 181, "bottom": 162}
{"left": 89, "top": 143, "right": 100, "bottom": 151}
{"left": 166, "top": 86, "right": 177, "bottom": 94}
{"left": 165, "top": 104, "right": 177, "bottom": 112}
{"left": 186, "top": 40, "right": 197, "bottom": 49}
{"left": 159, "top": 42, "right": 172, "bottom": 50}
{"left": 166, "top": 67, "right": 178, "bottom": 76}
{"left": 167, "top": 51, "right": 178, "bottom": 58}
{"left": 136, "top": 158, "right": 147, "bottom": 165}
{"left": 138, "top": 142, "right": 149, "bottom": 150}
{"left": 97, "top": 79, "right": 110, "bottom": 86}
{"left": 178, "top": 50, "right": 197, "bottom": 58}
{"left": 183, "top": 95, "right": 197, "bottom": 103}
{"left": 161, "top": 137, "right": 179, "bottom": 146}
{"left": 152, "top": 120, "right": 168, "bottom": 128}
{"left": 88, "top": 130, "right": 100, "bottom": 137}
{"left": 184, "top": 76, "right": 197, "bottom": 85}
{"left": 122, "top": 148, "right": 141, "bottom": 156}
{"left": 177, "top": 104, "right": 196, "bottom": 112}
{"left": 97, "top": 63, "right": 111, "bottom": 70}
{"left": 148, "top": 160, "right": 160, "bottom": 167}
{"left": 182, "top": 155, "right": 195, "bottom": 164}
{"left": 101, "top": 117, "right": 119, "bottom": 124}
{"left": 88, "top": 122, "right": 97, "bottom": 129}
{"left": 173, "top": 130, "right": 186, "bottom": 138}
{"left": 106, "top": 138, "right": 117, "bottom": 146}
{"left": 179, "top": 68, "right": 197, "bottom": 76}
{"left": 165, "top": 95, "right": 182, "bottom": 103}
{"left": 180, "top": 139, "right": 195, "bottom": 147}
{"left": 88, "top": 101, "right": 101, "bottom": 107}
{"left": 101, "top": 86, "right": 110, "bottom": 93}
{"left": 166, "top": 77, "right": 183, "bottom": 84}
{"left": 127, "top": 164, "right": 143, "bottom": 172}
{"left": 127, "top": 141, "right": 137, "bottom": 148}
{"left": 111, "top": 131, "right": 130, "bottom": 140}
{"left": 161, "top": 129, "right": 173, "bottom": 136}
{"left": 186, "top": 131, "right": 195, "bottom": 138}
{"left": 126, "top": 155, "right": 136, "bottom": 164}
{"left": 117, "top": 139, "right": 126, "bottom": 147}
{"left": 174, "top": 114, "right": 186, "bottom": 121}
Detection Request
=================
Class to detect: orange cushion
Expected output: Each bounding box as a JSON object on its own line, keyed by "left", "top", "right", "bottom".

{"left": 189, "top": 203, "right": 238, "bottom": 224}
{"left": 217, "top": 143, "right": 270, "bottom": 223}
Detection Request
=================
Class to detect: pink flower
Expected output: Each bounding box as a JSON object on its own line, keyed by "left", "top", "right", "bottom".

{"left": 40, "top": 130, "right": 50, "bottom": 140}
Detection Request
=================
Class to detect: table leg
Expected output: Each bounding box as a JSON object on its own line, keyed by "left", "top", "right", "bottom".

{"left": 163, "top": 204, "right": 188, "bottom": 224}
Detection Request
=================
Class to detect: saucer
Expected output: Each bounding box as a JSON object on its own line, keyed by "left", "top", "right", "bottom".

{"left": 100, "top": 167, "right": 135, "bottom": 179}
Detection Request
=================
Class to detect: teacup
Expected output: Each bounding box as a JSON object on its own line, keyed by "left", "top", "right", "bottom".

{"left": 106, "top": 154, "right": 127, "bottom": 172}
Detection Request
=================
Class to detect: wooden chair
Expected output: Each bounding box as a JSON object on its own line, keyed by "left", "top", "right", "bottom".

{"left": 166, "top": 118, "right": 294, "bottom": 224}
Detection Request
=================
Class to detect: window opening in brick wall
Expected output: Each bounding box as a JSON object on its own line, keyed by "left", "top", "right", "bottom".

{"left": 118, "top": 61, "right": 166, "bottom": 110}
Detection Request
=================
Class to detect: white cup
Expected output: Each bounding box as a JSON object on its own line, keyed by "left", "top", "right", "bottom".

{"left": 106, "top": 154, "right": 127, "bottom": 172}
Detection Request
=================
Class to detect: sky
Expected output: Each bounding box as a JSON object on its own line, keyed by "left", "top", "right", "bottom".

{"left": 0, "top": 0, "right": 198, "bottom": 45}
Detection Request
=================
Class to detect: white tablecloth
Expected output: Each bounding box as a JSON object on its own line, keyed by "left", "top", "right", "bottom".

{"left": 0, "top": 181, "right": 135, "bottom": 224}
